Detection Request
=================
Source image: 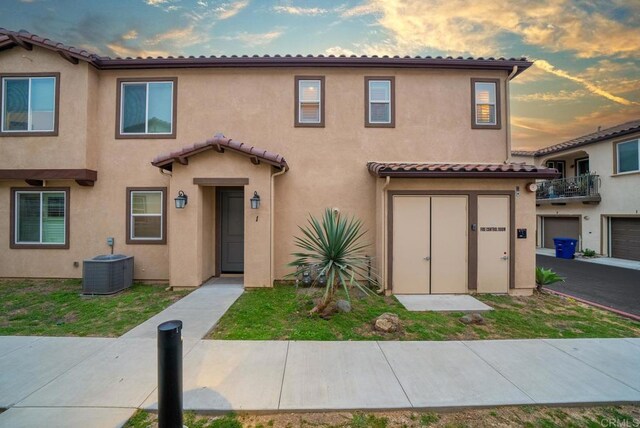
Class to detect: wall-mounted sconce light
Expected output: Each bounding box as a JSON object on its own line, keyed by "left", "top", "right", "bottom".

{"left": 250, "top": 191, "right": 260, "bottom": 209}
{"left": 174, "top": 190, "right": 188, "bottom": 209}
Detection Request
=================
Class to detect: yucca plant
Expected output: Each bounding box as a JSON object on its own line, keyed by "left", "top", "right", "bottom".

{"left": 535, "top": 267, "right": 564, "bottom": 292}
{"left": 288, "top": 208, "right": 377, "bottom": 314}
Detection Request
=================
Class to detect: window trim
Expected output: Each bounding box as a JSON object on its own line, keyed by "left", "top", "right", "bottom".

{"left": 126, "top": 187, "right": 167, "bottom": 245}
{"left": 10, "top": 187, "right": 69, "bottom": 249}
{"left": 115, "top": 77, "right": 177, "bottom": 139}
{"left": 364, "top": 76, "right": 395, "bottom": 128}
{"left": 614, "top": 139, "right": 640, "bottom": 175}
{"left": 294, "top": 76, "right": 325, "bottom": 128}
{"left": 470, "top": 78, "right": 501, "bottom": 130}
{"left": 0, "top": 73, "right": 60, "bottom": 137}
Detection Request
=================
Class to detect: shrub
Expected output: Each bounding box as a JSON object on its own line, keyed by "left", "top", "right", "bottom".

{"left": 288, "top": 208, "right": 377, "bottom": 314}
{"left": 582, "top": 248, "right": 597, "bottom": 257}
{"left": 535, "top": 267, "right": 565, "bottom": 291}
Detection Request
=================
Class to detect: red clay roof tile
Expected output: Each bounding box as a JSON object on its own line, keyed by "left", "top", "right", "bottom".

{"left": 152, "top": 134, "right": 288, "bottom": 171}
{"left": 367, "top": 162, "right": 559, "bottom": 179}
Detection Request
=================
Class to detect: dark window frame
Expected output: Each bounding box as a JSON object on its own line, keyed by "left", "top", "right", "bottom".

{"left": 0, "top": 72, "right": 60, "bottom": 137}
{"left": 545, "top": 160, "right": 566, "bottom": 178}
{"left": 126, "top": 187, "right": 167, "bottom": 245}
{"left": 470, "top": 78, "right": 501, "bottom": 130}
{"left": 10, "top": 187, "right": 70, "bottom": 249}
{"left": 115, "top": 77, "right": 177, "bottom": 139}
{"left": 364, "top": 76, "right": 395, "bottom": 128}
{"left": 294, "top": 76, "right": 325, "bottom": 128}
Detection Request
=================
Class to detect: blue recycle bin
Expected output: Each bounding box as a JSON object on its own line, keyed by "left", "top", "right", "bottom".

{"left": 553, "top": 238, "right": 578, "bottom": 259}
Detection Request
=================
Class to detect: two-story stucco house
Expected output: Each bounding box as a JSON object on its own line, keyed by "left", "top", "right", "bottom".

{"left": 512, "top": 120, "right": 640, "bottom": 261}
{"left": 0, "top": 29, "right": 557, "bottom": 295}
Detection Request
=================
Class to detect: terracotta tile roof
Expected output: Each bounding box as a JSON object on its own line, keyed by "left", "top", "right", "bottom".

{"left": 515, "top": 119, "right": 640, "bottom": 158}
{"left": 0, "top": 28, "right": 105, "bottom": 64}
{"left": 152, "top": 134, "right": 288, "bottom": 172}
{"left": 0, "top": 28, "right": 532, "bottom": 76}
{"left": 510, "top": 150, "right": 536, "bottom": 157}
{"left": 367, "top": 162, "right": 559, "bottom": 179}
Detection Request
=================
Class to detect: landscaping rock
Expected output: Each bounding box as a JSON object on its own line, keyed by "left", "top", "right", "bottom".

{"left": 374, "top": 312, "right": 401, "bottom": 333}
{"left": 319, "top": 301, "right": 338, "bottom": 319}
{"left": 460, "top": 312, "right": 485, "bottom": 325}
{"left": 336, "top": 299, "right": 351, "bottom": 313}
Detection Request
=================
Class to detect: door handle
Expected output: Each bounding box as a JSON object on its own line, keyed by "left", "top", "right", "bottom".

{"left": 424, "top": 256, "right": 431, "bottom": 261}
{"left": 500, "top": 255, "right": 509, "bottom": 260}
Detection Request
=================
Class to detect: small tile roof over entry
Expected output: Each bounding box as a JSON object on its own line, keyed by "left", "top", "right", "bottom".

{"left": 367, "top": 162, "right": 559, "bottom": 179}
{"left": 152, "top": 134, "right": 288, "bottom": 172}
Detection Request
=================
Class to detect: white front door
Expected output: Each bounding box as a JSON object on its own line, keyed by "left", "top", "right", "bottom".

{"left": 392, "top": 195, "right": 430, "bottom": 294}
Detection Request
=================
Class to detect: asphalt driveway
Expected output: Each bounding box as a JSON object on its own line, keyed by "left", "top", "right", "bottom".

{"left": 537, "top": 255, "right": 640, "bottom": 317}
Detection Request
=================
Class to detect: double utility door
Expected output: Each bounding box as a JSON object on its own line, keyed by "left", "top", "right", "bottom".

{"left": 392, "top": 194, "right": 511, "bottom": 294}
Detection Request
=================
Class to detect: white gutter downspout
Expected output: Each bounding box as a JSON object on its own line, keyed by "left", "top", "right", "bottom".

{"left": 270, "top": 167, "right": 288, "bottom": 286}
{"left": 505, "top": 66, "right": 518, "bottom": 163}
{"left": 381, "top": 176, "right": 390, "bottom": 293}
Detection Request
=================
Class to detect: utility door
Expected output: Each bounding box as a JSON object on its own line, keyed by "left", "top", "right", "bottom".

{"left": 477, "top": 195, "right": 510, "bottom": 293}
{"left": 220, "top": 188, "right": 244, "bottom": 273}
{"left": 392, "top": 195, "right": 430, "bottom": 294}
{"left": 430, "top": 196, "right": 468, "bottom": 294}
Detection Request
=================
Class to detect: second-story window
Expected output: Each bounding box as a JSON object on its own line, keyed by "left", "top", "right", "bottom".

{"left": 471, "top": 78, "right": 501, "bottom": 129}
{"left": 616, "top": 139, "right": 639, "bottom": 174}
{"left": 1, "top": 74, "right": 59, "bottom": 135}
{"left": 295, "top": 76, "right": 324, "bottom": 127}
{"left": 117, "top": 78, "right": 176, "bottom": 138}
{"left": 365, "top": 77, "right": 395, "bottom": 127}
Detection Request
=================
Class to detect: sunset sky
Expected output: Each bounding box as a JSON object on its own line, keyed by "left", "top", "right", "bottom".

{"left": 3, "top": 0, "right": 639, "bottom": 150}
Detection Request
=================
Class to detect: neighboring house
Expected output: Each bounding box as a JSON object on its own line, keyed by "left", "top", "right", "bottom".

{"left": 511, "top": 120, "right": 640, "bottom": 261}
{"left": 0, "top": 29, "right": 556, "bottom": 295}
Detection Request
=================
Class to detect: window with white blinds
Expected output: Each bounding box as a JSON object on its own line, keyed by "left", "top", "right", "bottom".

{"left": 295, "top": 77, "right": 324, "bottom": 126}
{"left": 14, "top": 190, "right": 66, "bottom": 245}
{"left": 367, "top": 79, "right": 393, "bottom": 125}
{"left": 126, "top": 188, "right": 166, "bottom": 244}
{"left": 471, "top": 79, "right": 500, "bottom": 129}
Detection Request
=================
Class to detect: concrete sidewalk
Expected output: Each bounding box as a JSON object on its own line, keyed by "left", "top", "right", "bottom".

{"left": 1, "top": 337, "right": 639, "bottom": 427}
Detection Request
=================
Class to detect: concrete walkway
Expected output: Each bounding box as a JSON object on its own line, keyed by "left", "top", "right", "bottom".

{"left": 122, "top": 277, "right": 243, "bottom": 340}
{"left": 396, "top": 295, "right": 494, "bottom": 312}
{"left": 1, "top": 337, "right": 639, "bottom": 427}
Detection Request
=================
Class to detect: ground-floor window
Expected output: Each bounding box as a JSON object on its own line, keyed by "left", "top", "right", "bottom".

{"left": 11, "top": 188, "right": 68, "bottom": 248}
{"left": 126, "top": 187, "right": 167, "bottom": 244}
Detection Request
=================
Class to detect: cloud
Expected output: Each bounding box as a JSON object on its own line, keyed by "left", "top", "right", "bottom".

{"left": 533, "top": 59, "right": 639, "bottom": 106}
{"left": 215, "top": 0, "right": 250, "bottom": 20}
{"left": 347, "top": 0, "right": 640, "bottom": 59}
{"left": 324, "top": 46, "right": 358, "bottom": 56}
{"left": 146, "top": 26, "right": 200, "bottom": 47}
{"left": 144, "top": 0, "right": 180, "bottom": 11}
{"left": 219, "top": 30, "right": 283, "bottom": 47}
{"left": 273, "top": 5, "right": 328, "bottom": 15}
{"left": 106, "top": 43, "right": 170, "bottom": 58}
{"left": 512, "top": 106, "right": 640, "bottom": 150}
{"left": 514, "top": 89, "right": 587, "bottom": 103}
{"left": 121, "top": 30, "right": 138, "bottom": 40}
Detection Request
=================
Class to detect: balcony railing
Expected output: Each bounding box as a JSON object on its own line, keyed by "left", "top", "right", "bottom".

{"left": 536, "top": 174, "right": 601, "bottom": 204}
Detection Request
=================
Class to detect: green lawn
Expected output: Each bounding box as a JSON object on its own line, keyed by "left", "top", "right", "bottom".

{"left": 124, "top": 405, "right": 640, "bottom": 428}
{"left": 0, "top": 279, "right": 190, "bottom": 337}
{"left": 209, "top": 284, "right": 640, "bottom": 341}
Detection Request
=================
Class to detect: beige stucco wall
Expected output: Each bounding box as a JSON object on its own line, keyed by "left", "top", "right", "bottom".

{"left": 1, "top": 44, "right": 542, "bottom": 290}
{"left": 531, "top": 131, "right": 640, "bottom": 254}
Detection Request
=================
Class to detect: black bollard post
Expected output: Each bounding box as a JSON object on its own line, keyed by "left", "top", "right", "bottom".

{"left": 158, "top": 320, "right": 183, "bottom": 428}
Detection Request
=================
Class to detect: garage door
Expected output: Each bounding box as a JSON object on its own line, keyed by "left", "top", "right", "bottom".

{"left": 611, "top": 218, "right": 640, "bottom": 261}
{"left": 392, "top": 195, "right": 468, "bottom": 294}
{"left": 542, "top": 217, "right": 579, "bottom": 249}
